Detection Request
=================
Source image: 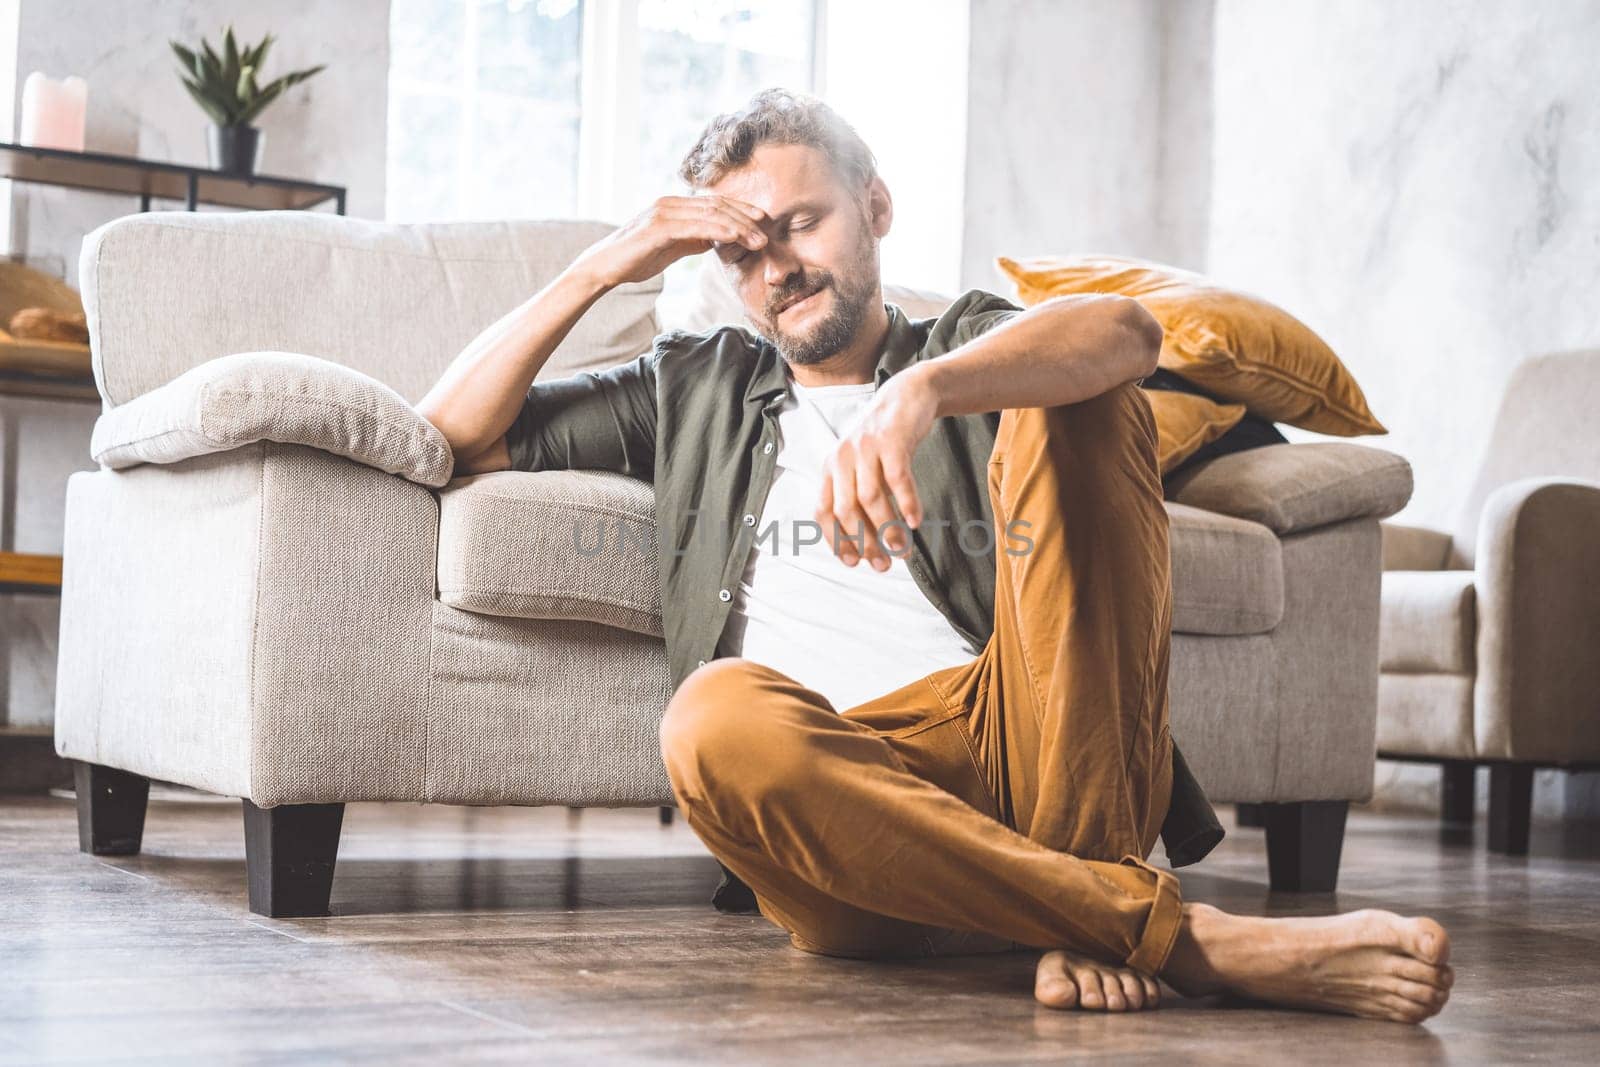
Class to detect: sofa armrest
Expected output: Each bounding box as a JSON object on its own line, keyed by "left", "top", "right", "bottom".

{"left": 1472, "top": 476, "right": 1600, "bottom": 762}
{"left": 89, "top": 351, "right": 455, "bottom": 488}
{"left": 1380, "top": 521, "right": 1454, "bottom": 571}
{"left": 1162, "top": 442, "right": 1413, "bottom": 536}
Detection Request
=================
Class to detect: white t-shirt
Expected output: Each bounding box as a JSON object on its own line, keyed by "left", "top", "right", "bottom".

{"left": 723, "top": 379, "right": 977, "bottom": 711}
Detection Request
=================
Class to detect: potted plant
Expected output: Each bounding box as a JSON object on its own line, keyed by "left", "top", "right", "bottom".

{"left": 170, "top": 27, "right": 325, "bottom": 175}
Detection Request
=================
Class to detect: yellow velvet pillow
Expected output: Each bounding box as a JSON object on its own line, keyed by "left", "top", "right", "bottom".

{"left": 996, "top": 254, "right": 1387, "bottom": 436}
{"left": 1145, "top": 390, "right": 1248, "bottom": 475}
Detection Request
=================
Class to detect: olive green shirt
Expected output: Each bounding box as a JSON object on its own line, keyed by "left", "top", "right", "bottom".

{"left": 506, "top": 287, "right": 1222, "bottom": 866}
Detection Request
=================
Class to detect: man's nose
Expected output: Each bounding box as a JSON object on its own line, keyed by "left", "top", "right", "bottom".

{"left": 761, "top": 244, "right": 799, "bottom": 287}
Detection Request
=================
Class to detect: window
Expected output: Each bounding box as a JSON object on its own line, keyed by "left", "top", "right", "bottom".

{"left": 387, "top": 0, "right": 818, "bottom": 224}
{"left": 387, "top": 0, "right": 971, "bottom": 294}
{"left": 388, "top": 0, "right": 585, "bottom": 222}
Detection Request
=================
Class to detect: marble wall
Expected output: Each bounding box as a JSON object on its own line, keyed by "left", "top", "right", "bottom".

{"left": 960, "top": 0, "right": 1214, "bottom": 290}
{"left": 1207, "top": 0, "right": 1600, "bottom": 532}
{"left": 1204, "top": 0, "right": 1600, "bottom": 820}
{"left": 0, "top": 0, "right": 389, "bottom": 727}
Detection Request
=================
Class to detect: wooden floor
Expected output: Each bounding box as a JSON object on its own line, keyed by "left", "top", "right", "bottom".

{"left": 2, "top": 792, "right": 1597, "bottom": 1065}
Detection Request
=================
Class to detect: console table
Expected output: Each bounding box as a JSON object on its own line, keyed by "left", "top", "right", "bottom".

{"left": 0, "top": 141, "right": 346, "bottom": 213}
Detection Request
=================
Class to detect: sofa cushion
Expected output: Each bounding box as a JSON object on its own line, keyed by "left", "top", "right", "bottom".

{"left": 995, "top": 253, "right": 1387, "bottom": 436}
{"left": 1147, "top": 390, "right": 1248, "bottom": 475}
{"left": 437, "top": 469, "right": 661, "bottom": 636}
{"left": 1164, "top": 442, "right": 1413, "bottom": 536}
{"left": 1165, "top": 502, "right": 1284, "bottom": 635}
{"left": 89, "top": 350, "right": 455, "bottom": 487}
{"left": 1379, "top": 570, "right": 1477, "bottom": 673}
{"left": 438, "top": 474, "right": 1284, "bottom": 640}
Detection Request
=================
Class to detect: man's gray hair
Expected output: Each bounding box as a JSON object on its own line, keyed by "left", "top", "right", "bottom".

{"left": 678, "top": 87, "right": 877, "bottom": 195}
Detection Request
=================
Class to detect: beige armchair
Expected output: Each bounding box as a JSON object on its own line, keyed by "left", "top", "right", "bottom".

{"left": 1377, "top": 349, "right": 1600, "bottom": 853}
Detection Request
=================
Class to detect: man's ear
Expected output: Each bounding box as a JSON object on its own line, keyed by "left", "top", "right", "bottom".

{"left": 865, "top": 175, "right": 893, "bottom": 240}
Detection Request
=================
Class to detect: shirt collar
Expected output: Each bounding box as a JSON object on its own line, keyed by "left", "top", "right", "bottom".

{"left": 744, "top": 302, "right": 919, "bottom": 409}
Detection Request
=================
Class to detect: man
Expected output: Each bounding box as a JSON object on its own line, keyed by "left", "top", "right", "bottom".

{"left": 419, "top": 88, "right": 1452, "bottom": 1022}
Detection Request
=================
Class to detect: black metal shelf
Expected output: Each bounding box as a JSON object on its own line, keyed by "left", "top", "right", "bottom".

{"left": 0, "top": 140, "right": 346, "bottom": 214}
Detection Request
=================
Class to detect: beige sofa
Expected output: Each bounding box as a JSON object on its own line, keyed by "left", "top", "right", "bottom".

{"left": 1377, "top": 349, "right": 1600, "bottom": 853}
{"left": 56, "top": 212, "right": 1412, "bottom": 916}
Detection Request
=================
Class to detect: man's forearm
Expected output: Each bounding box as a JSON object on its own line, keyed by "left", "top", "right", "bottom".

{"left": 416, "top": 256, "right": 613, "bottom": 460}
{"left": 916, "top": 294, "right": 1162, "bottom": 419}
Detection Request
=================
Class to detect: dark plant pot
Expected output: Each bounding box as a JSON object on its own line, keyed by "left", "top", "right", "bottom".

{"left": 207, "top": 124, "right": 263, "bottom": 174}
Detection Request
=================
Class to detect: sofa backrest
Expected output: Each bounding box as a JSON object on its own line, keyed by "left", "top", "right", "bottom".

{"left": 1452, "top": 348, "right": 1600, "bottom": 564}
{"left": 78, "top": 211, "right": 663, "bottom": 408}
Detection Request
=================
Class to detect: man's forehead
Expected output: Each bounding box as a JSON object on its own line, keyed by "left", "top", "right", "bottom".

{"left": 701, "top": 143, "right": 835, "bottom": 215}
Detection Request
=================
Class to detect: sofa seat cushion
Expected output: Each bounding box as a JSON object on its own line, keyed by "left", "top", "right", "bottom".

{"left": 1379, "top": 570, "right": 1477, "bottom": 673}
{"left": 437, "top": 469, "right": 662, "bottom": 637}
{"left": 1165, "top": 502, "right": 1284, "bottom": 635}
{"left": 439, "top": 475, "right": 1284, "bottom": 641}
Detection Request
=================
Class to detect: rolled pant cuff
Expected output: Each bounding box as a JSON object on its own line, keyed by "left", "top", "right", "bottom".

{"left": 1119, "top": 857, "right": 1184, "bottom": 977}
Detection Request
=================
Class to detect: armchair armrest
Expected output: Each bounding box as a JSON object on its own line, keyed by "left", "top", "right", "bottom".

{"left": 89, "top": 351, "right": 455, "bottom": 488}
{"left": 1162, "top": 442, "right": 1413, "bottom": 536}
{"left": 1473, "top": 476, "right": 1600, "bottom": 762}
{"left": 1380, "top": 521, "right": 1454, "bottom": 571}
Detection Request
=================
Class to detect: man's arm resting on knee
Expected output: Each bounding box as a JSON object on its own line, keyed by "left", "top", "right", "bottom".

{"left": 812, "top": 294, "right": 1163, "bottom": 566}
{"left": 918, "top": 294, "right": 1163, "bottom": 420}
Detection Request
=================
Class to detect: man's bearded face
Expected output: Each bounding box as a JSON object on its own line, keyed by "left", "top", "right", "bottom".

{"left": 751, "top": 219, "right": 878, "bottom": 365}
{"left": 705, "top": 143, "right": 883, "bottom": 367}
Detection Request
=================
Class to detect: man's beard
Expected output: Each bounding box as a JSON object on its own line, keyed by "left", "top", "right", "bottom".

{"left": 754, "top": 234, "right": 878, "bottom": 366}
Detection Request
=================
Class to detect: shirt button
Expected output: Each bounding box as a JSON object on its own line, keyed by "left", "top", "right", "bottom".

{"left": 718, "top": 588, "right": 731, "bottom": 602}
{"left": 762, "top": 441, "right": 774, "bottom": 455}
{"left": 742, "top": 513, "right": 756, "bottom": 526}
{"left": 697, "top": 659, "right": 707, "bottom": 668}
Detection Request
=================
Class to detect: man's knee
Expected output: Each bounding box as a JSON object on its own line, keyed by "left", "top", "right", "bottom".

{"left": 659, "top": 657, "right": 786, "bottom": 792}
{"left": 1017, "top": 380, "right": 1162, "bottom": 488}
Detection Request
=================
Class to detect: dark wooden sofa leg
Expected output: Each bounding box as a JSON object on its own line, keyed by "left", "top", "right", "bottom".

{"left": 74, "top": 761, "right": 150, "bottom": 856}
{"left": 1488, "top": 764, "right": 1534, "bottom": 855}
{"left": 1441, "top": 760, "right": 1477, "bottom": 827}
{"left": 242, "top": 800, "right": 345, "bottom": 918}
{"left": 1262, "top": 800, "right": 1348, "bottom": 892}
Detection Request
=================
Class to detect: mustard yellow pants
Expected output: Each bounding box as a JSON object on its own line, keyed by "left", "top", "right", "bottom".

{"left": 659, "top": 380, "right": 1181, "bottom": 976}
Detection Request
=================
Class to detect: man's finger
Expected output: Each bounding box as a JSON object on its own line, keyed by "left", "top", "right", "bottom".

{"left": 881, "top": 452, "right": 923, "bottom": 531}
{"left": 717, "top": 195, "right": 770, "bottom": 224}
{"left": 855, "top": 452, "right": 904, "bottom": 559}
{"left": 829, "top": 463, "right": 872, "bottom": 568}
{"left": 815, "top": 468, "right": 841, "bottom": 555}
{"left": 695, "top": 198, "right": 768, "bottom": 248}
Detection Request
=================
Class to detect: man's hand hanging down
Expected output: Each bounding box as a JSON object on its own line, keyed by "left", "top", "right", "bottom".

{"left": 814, "top": 365, "right": 938, "bottom": 572}
{"left": 812, "top": 293, "right": 1163, "bottom": 571}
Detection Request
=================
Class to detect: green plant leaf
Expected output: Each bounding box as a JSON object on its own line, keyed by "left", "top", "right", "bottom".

{"left": 222, "top": 26, "right": 240, "bottom": 89}
{"left": 236, "top": 64, "right": 256, "bottom": 103}
{"left": 284, "top": 63, "right": 327, "bottom": 86}
{"left": 179, "top": 76, "right": 230, "bottom": 125}
{"left": 247, "top": 32, "right": 274, "bottom": 72}
{"left": 234, "top": 83, "right": 284, "bottom": 127}
{"left": 200, "top": 36, "right": 221, "bottom": 73}
{"left": 170, "top": 41, "right": 198, "bottom": 75}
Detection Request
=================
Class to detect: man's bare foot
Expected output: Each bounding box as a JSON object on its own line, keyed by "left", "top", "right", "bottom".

{"left": 1162, "top": 903, "right": 1454, "bottom": 1024}
{"left": 1035, "top": 949, "right": 1162, "bottom": 1011}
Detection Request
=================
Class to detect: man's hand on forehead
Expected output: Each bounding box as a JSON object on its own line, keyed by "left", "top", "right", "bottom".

{"left": 577, "top": 193, "right": 769, "bottom": 288}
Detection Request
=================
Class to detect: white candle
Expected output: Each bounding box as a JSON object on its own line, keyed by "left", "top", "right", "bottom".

{"left": 20, "top": 72, "right": 88, "bottom": 151}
